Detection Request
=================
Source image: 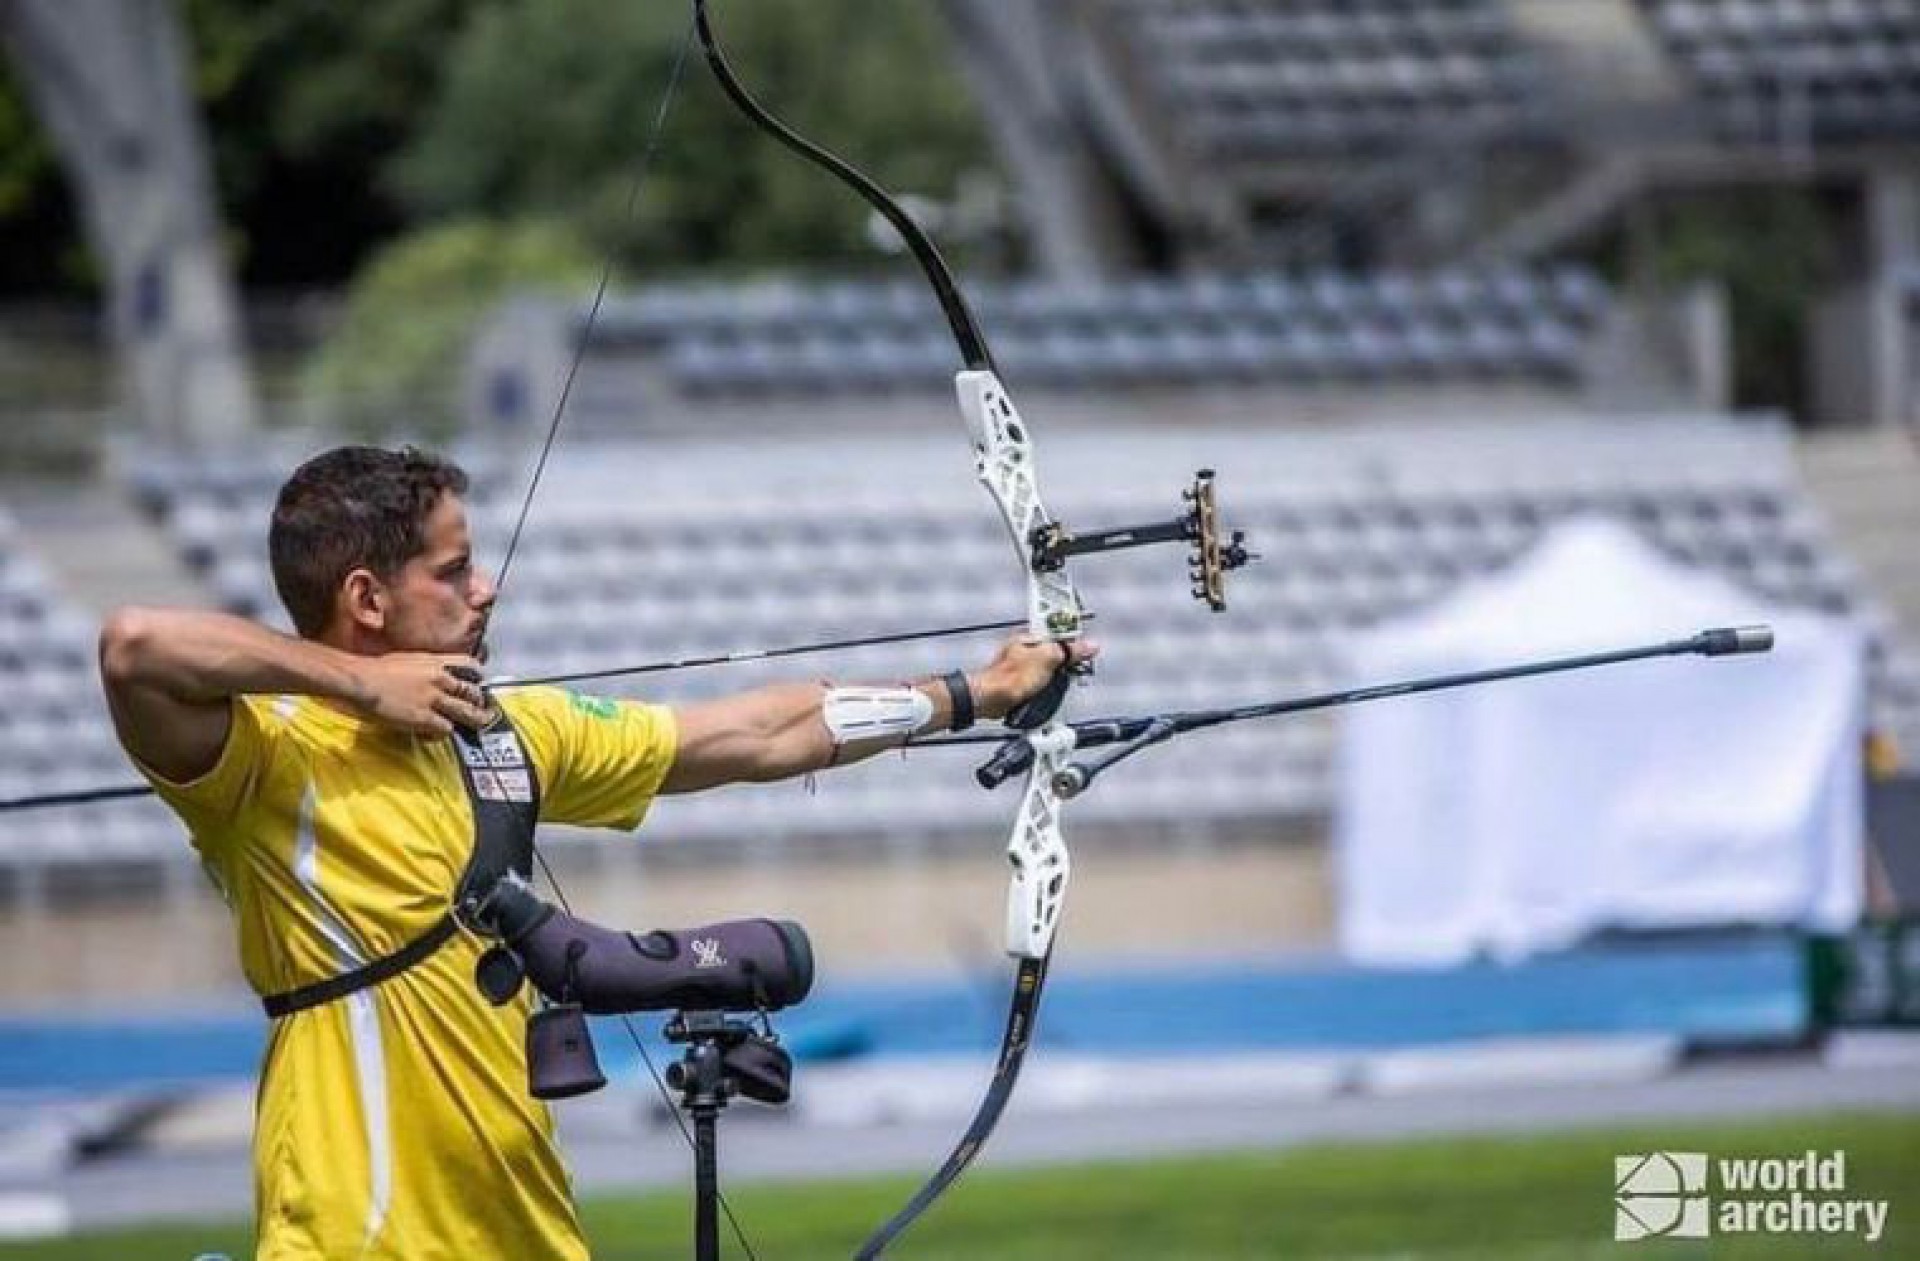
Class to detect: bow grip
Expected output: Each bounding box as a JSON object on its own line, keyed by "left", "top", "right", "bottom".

{"left": 1003, "top": 659, "right": 1073, "bottom": 731}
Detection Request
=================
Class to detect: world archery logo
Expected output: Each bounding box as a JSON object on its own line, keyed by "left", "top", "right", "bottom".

{"left": 1615, "top": 1152, "right": 1710, "bottom": 1240}
{"left": 1614, "top": 1148, "right": 1891, "bottom": 1243}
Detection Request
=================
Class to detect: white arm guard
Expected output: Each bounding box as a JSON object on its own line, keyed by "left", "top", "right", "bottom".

{"left": 822, "top": 686, "right": 936, "bottom": 743}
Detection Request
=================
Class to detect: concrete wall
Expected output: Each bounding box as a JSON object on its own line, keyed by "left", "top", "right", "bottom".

{"left": 0, "top": 840, "right": 1334, "bottom": 1008}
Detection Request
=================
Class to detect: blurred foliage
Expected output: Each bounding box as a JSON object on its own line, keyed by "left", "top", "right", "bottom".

{"left": 323, "top": 0, "right": 990, "bottom": 426}
{"left": 185, "top": 0, "right": 476, "bottom": 285}
{"left": 1647, "top": 188, "right": 1843, "bottom": 415}
{"left": 0, "top": 0, "right": 473, "bottom": 291}
{"left": 391, "top": 0, "right": 992, "bottom": 276}
{"left": 0, "top": 0, "right": 991, "bottom": 425}
{"left": 0, "top": 53, "right": 90, "bottom": 290}
{"left": 0, "top": 67, "right": 44, "bottom": 220}
{"left": 301, "top": 217, "right": 594, "bottom": 440}
{"left": 0, "top": 0, "right": 990, "bottom": 294}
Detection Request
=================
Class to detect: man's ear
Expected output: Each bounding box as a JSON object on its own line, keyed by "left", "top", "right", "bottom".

{"left": 341, "top": 568, "right": 388, "bottom": 633}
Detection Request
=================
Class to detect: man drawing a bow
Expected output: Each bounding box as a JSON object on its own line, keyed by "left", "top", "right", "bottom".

{"left": 99, "top": 444, "right": 1094, "bottom": 1260}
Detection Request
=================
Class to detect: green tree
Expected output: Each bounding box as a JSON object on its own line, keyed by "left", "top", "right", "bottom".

{"left": 1649, "top": 189, "right": 1842, "bottom": 416}
{"left": 187, "top": 0, "right": 478, "bottom": 284}
{"left": 391, "top": 0, "right": 993, "bottom": 276}
{"left": 3, "top": 0, "right": 993, "bottom": 292}
{"left": 0, "top": 0, "right": 479, "bottom": 292}
{"left": 0, "top": 58, "right": 87, "bottom": 292}
{"left": 315, "top": 0, "right": 995, "bottom": 432}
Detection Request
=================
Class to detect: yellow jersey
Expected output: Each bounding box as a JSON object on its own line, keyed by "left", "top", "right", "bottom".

{"left": 139, "top": 686, "right": 678, "bottom": 1260}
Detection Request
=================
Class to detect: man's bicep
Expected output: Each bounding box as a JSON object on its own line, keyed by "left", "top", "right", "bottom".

{"left": 109, "top": 688, "right": 270, "bottom": 839}
{"left": 103, "top": 677, "right": 235, "bottom": 786}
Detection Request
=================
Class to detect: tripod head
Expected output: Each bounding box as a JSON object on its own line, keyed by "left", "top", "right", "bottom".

{"left": 663, "top": 1012, "right": 796, "bottom": 1261}
{"left": 665, "top": 1010, "right": 794, "bottom": 1107}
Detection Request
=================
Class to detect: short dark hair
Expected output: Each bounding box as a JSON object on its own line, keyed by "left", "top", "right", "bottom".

{"left": 269, "top": 446, "right": 470, "bottom": 637}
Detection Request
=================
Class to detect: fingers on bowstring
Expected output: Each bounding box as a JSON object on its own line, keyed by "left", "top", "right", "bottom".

{"left": 429, "top": 686, "right": 490, "bottom": 734}
{"left": 439, "top": 660, "right": 491, "bottom": 707}
{"left": 443, "top": 658, "right": 485, "bottom": 687}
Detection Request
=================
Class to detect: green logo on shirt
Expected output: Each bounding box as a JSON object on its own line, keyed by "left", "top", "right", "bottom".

{"left": 567, "top": 692, "right": 620, "bottom": 720}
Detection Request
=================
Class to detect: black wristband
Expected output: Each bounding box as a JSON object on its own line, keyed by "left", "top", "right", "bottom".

{"left": 941, "top": 670, "right": 975, "bottom": 733}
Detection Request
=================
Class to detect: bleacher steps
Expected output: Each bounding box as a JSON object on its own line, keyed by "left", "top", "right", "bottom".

{"left": 3, "top": 479, "right": 211, "bottom": 616}
{"left": 1794, "top": 429, "right": 1920, "bottom": 644}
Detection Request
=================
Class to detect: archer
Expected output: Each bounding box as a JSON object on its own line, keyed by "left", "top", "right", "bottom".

{"left": 97, "top": 443, "right": 1094, "bottom": 1261}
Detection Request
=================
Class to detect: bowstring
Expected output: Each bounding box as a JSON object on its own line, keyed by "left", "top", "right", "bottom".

{"left": 491, "top": 22, "right": 692, "bottom": 603}
{"left": 531, "top": 850, "right": 763, "bottom": 1261}
{"left": 485, "top": 20, "right": 765, "bottom": 1261}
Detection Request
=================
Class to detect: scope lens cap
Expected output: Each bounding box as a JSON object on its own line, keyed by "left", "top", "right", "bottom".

{"left": 475, "top": 944, "right": 526, "bottom": 1006}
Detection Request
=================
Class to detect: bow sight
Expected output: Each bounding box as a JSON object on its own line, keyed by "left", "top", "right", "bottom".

{"left": 1028, "top": 469, "right": 1255, "bottom": 611}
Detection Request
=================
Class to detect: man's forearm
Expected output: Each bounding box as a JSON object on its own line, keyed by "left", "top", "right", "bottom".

{"left": 815, "top": 673, "right": 978, "bottom": 770}
{"left": 659, "top": 633, "right": 1082, "bottom": 793}
{"left": 739, "top": 672, "right": 1006, "bottom": 781}
{"left": 99, "top": 606, "right": 369, "bottom": 706}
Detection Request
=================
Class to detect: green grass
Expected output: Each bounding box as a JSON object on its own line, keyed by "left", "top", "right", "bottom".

{"left": 6, "top": 1111, "right": 1915, "bottom": 1259}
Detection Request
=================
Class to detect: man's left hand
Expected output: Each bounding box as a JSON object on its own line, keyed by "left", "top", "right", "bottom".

{"left": 973, "top": 634, "right": 1100, "bottom": 721}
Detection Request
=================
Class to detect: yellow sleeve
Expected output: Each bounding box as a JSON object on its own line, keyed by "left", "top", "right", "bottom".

{"left": 505, "top": 688, "right": 679, "bottom": 831}
{"left": 132, "top": 695, "right": 275, "bottom": 854}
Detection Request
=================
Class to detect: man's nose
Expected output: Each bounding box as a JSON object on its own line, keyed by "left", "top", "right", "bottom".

{"left": 473, "top": 570, "right": 498, "bottom": 609}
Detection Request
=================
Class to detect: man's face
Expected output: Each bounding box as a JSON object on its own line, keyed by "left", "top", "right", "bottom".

{"left": 378, "top": 493, "right": 496, "bottom": 660}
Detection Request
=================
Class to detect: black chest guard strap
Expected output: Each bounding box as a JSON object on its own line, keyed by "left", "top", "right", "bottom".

{"left": 261, "top": 708, "right": 543, "bottom": 1019}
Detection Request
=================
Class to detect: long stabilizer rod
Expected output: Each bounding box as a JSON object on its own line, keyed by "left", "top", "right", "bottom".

{"left": 915, "top": 625, "right": 1775, "bottom": 797}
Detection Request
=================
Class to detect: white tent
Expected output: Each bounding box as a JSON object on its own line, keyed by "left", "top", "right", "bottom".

{"left": 1335, "top": 517, "right": 1865, "bottom": 965}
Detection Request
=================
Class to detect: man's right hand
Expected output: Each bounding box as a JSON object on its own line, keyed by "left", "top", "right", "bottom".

{"left": 100, "top": 608, "right": 498, "bottom": 785}
{"left": 349, "top": 653, "right": 492, "bottom": 736}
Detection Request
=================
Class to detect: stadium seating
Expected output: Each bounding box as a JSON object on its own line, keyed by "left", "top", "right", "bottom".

{"left": 573, "top": 267, "right": 1611, "bottom": 402}
{"left": 104, "top": 415, "right": 1920, "bottom": 860}
{"left": 1642, "top": 0, "right": 1920, "bottom": 140}
{"left": 1106, "top": 0, "right": 1555, "bottom": 157}
{"left": 0, "top": 511, "right": 184, "bottom": 864}
{"left": 1106, "top": 0, "right": 1920, "bottom": 155}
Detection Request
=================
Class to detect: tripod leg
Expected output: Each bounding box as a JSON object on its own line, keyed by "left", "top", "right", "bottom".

{"left": 693, "top": 1103, "right": 719, "bottom": 1261}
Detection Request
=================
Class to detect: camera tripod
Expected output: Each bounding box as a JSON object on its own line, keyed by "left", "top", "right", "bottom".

{"left": 662, "top": 1010, "right": 793, "bottom": 1261}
